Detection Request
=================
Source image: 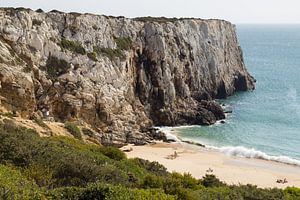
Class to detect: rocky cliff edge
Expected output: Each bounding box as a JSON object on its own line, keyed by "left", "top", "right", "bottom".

{"left": 0, "top": 8, "right": 255, "bottom": 146}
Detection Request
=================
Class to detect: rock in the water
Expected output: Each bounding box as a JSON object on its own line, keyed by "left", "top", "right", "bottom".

{"left": 0, "top": 8, "right": 255, "bottom": 145}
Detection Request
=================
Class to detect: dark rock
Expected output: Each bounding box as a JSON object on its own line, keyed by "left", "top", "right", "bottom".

{"left": 200, "top": 100, "right": 225, "bottom": 120}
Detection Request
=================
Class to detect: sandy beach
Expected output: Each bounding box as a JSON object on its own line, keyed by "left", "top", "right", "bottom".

{"left": 125, "top": 142, "right": 300, "bottom": 189}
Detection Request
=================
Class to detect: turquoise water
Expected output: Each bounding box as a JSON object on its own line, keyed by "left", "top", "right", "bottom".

{"left": 176, "top": 25, "right": 300, "bottom": 165}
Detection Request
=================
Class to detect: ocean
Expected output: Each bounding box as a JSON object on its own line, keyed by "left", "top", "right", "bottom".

{"left": 173, "top": 25, "right": 300, "bottom": 165}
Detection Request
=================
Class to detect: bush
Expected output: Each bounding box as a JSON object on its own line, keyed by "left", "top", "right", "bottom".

{"left": 201, "top": 174, "right": 225, "bottom": 187}
{"left": 32, "top": 19, "right": 42, "bottom": 26}
{"left": 44, "top": 56, "right": 71, "bottom": 79}
{"left": 0, "top": 121, "right": 299, "bottom": 199}
{"left": 284, "top": 187, "right": 300, "bottom": 200}
{"left": 82, "top": 127, "right": 95, "bottom": 137}
{"left": 49, "top": 183, "right": 176, "bottom": 200}
{"left": 0, "top": 165, "right": 41, "bottom": 199}
{"left": 133, "top": 158, "right": 168, "bottom": 176}
{"left": 0, "top": 112, "right": 16, "bottom": 118}
{"left": 143, "top": 175, "right": 164, "bottom": 188}
{"left": 93, "top": 46, "right": 124, "bottom": 60}
{"left": 87, "top": 52, "right": 98, "bottom": 61}
{"left": 60, "top": 38, "right": 86, "bottom": 55}
{"left": 99, "top": 146, "right": 126, "bottom": 161}
{"left": 64, "top": 122, "right": 82, "bottom": 140}
{"left": 23, "top": 163, "right": 54, "bottom": 187}
{"left": 114, "top": 36, "right": 133, "bottom": 50}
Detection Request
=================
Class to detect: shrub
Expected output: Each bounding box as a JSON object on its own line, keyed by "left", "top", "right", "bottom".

{"left": 32, "top": 19, "right": 42, "bottom": 26}
{"left": 114, "top": 36, "right": 133, "bottom": 51}
{"left": 284, "top": 187, "right": 300, "bottom": 200}
{"left": 132, "top": 158, "right": 168, "bottom": 176}
{"left": 44, "top": 56, "right": 71, "bottom": 79}
{"left": 0, "top": 165, "right": 41, "bottom": 199}
{"left": 87, "top": 52, "right": 98, "bottom": 61}
{"left": 93, "top": 46, "right": 124, "bottom": 60}
{"left": 23, "top": 163, "right": 54, "bottom": 187}
{"left": 201, "top": 174, "right": 225, "bottom": 187}
{"left": 64, "top": 122, "right": 82, "bottom": 140}
{"left": 60, "top": 38, "right": 86, "bottom": 55}
{"left": 99, "top": 146, "right": 126, "bottom": 161}
{"left": 33, "top": 117, "right": 49, "bottom": 129}
{"left": 143, "top": 175, "right": 164, "bottom": 188}
{"left": 0, "top": 112, "right": 16, "bottom": 118}
{"left": 134, "top": 17, "right": 178, "bottom": 23}
{"left": 82, "top": 127, "right": 95, "bottom": 138}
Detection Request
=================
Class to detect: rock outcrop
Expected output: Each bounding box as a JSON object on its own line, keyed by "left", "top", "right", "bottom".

{"left": 0, "top": 8, "right": 255, "bottom": 145}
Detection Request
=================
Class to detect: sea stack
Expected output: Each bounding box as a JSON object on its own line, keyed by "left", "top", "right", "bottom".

{"left": 0, "top": 8, "right": 255, "bottom": 146}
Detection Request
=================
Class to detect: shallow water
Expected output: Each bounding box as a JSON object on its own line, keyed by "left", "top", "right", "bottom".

{"left": 176, "top": 25, "right": 300, "bottom": 165}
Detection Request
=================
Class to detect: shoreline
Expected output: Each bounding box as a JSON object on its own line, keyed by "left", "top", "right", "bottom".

{"left": 157, "top": 126, "right": 300, "bottom": 166}
{"left": 125, "top": 141, "right": 300, "bottom": 189}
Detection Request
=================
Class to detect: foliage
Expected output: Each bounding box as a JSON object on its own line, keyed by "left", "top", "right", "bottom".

{"left": 134, "top": 16, "right": 178, "bottom": 23}
{"left": 284, "top": 187, "right": 300, "bottom": 200}
{"left": 44, "top": 56, "right": 71, "bottom": 79}
{"left": 98, "top": 146, "right": 126, "bottom": 161}
{"left": 0, "top": 165, "right": 42, "bottom": 200}
{"left": 0, "top": 121, "right": 299, "bottom": 199}
{"left": 81, "top": 127, "right": 95, "bottom": 137}
{"left": 201, "top": 174, "right": 225, "bottom": 187}
{"left": 32, "top": 19, "right": 42, "bottom": 26}
{"left": 60, "top": 38, "right": 86, "bottom": 55}
{"left": 87, "top": 52, "right": 98, "bottom": 61}
{"left": 64, "top": 122, "right": 82, "bottom": 139}
{"left": 114, "top": 36, "right": 133, "bottom": 50}
{"left": 93, "top": 46, "right": 124, "bottom": 60}
{"left": 0, "top": 111, "right": 16, "bottom": 118}
{"left": 92, "top": 36, "right": 132, "bottom": 61}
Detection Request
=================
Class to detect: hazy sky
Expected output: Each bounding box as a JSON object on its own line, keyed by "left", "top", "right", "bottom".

{"left": 1, "top": 0, "right": 300, "bottom": 24}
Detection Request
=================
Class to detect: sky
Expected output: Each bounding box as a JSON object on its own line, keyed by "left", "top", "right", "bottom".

{"left": 1, "top": 0, "right": 300, "bottom": 24}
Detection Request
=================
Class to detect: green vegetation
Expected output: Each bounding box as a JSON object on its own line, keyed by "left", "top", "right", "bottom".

{"left": 93, "top": 46, "right": 124, "bottom": 60}
{"left": 134, "top": 16, "right": 178, "bottom": 23}
{"left": 87, "top": 52, "right": 98, "bottom": 61}
{"left": 114, "top": 36, "right": 133, "bottom": 51}
{"left": 44, "top": 56, "right": 71, "bottom": 79}
{"left": 64, "top": 122, "right": 82, "bottom": 139}
{"left": 92, "top": 36, "right": 132, "bottom": 61}
{"left": 0, "top": 111, "right": 16, "bottom": 118}
{"left": 60, "top": 38, "right": 86, "bottom": 55}
{"left": 0, "top": 121, "right": 299, "bottom": 199}
{"left": 82, "top": 127, "right": 95, "bottom": 138}
{"left": 32, "top": 19, "right": 42, "bottom": 26}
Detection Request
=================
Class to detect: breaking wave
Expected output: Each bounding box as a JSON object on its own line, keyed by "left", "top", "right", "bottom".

{"left": 209, "top": 145, "right": 300, "bottom": 166}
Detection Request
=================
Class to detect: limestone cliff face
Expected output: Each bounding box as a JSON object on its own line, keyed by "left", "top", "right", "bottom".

{"left": 0, "top": 8, "right": 255, "bottom": 145}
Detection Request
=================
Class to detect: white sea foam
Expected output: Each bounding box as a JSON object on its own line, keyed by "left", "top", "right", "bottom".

{"left": 209, "top": 145, "right": 300, "bottom": 166}
{"left": 155, "top": 126, "right": 181, "bottom": 142}
{"left": 156, "top": 126, "right": 300, "bottom": 166}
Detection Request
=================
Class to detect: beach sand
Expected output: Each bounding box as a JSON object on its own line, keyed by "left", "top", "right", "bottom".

{"left": 125, "top": 142, "right": 300, "bottom": 188}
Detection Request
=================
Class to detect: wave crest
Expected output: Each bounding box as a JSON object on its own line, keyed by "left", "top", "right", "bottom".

{"left": 211, "top": 146, "right": 300, "bottom": 166}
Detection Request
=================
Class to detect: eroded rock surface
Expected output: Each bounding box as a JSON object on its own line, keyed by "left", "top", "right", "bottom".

{"left": 0, "top": 8, "right": 255, "bottom": 145}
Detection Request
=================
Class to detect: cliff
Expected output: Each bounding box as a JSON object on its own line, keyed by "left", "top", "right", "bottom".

{"left": 0, "top": 8, "right": 255, "bottom": 146}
